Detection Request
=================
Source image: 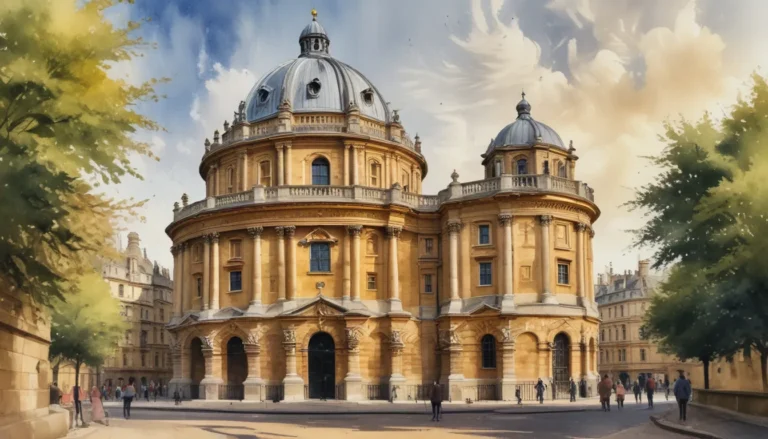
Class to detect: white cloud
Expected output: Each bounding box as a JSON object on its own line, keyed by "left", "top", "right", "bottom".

{"left": 197, "top": 43, "right": 208, "bottom": 77}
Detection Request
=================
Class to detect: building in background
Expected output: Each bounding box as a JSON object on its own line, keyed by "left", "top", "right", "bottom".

{"left": 99, "top": 232, "right": 173, "bottom": 391}
{"left": 166, "top": 11, "right": 601, "bottom": 403}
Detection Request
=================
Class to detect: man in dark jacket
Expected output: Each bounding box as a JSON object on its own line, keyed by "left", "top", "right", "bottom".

{"left": 430, "top": 381, "right": 442, "bottom": 422}
{"left": 673, "top": 372, "right": 692, "bottom": 421}
{"left": 535, "top": 379, "right": 546, "bottom": 404}
{"left": 569, "top": 378, "right": 577, "bottom": 402}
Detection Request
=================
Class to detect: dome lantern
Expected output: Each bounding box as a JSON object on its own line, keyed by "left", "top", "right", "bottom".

{"left": 299, "top": 9, "right": 330, "bottom": 57}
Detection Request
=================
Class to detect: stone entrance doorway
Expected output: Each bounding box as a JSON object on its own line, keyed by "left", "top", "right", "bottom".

{"left": 308, "top": 332, "right": 335, "bottom": 399}
{"left": 552, "top": 333, "right": 571, "bottom": 399}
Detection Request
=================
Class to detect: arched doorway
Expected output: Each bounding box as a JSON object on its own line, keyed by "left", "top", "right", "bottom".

{"left": 552, "top": 333, "right": 570, "bottom": 399}
{"left": 308, "top": 332, "right": 335, "bottom": 399}
{"left": 189, "top": 338, "right": 205, "bottom": 399}
{"left": 223, "top": 337, "right": 247, "bottom": 400}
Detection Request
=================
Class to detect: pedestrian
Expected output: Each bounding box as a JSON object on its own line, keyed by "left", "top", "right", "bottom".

{"left": 646, "top": 376, "right": 656, "bottom": 408}
{"left": 598, "top": 374, "right": 613, "bottom": 412}
{"left": 632, "top": 381, "right": 641, "bottom": 404}
{"left": 49, "top": 381, "right": 62, "bottom": 405}
{"left": 429, "top": 381, "right": 442, "bottom": 422}
{"left": 615, "top": 382, "right": 626, "bottom": 410}
{"left": 579, "top": 378, "right": 587, "bottom": 398}
{"left": 115, "top": 385, "right": 122, "bottom": 400}
{"left": 173, "top": 388, "right": 182, "bottom": 406}
{"left": 515, "top": 386, "right": 522, "bottom": 405}
{"left": 90, "top": 386, "right": 106, "bottom": 425}
{"left": 122, "top": 377, "right": 136, "bottom": 419}
{"left": 569, "top": 378, "right": 577, "bottom": 402}
{"left": 535, "top": 379, "right": 545, "bottom": 404}
{"left": 673, "top": 372, "right": 692, "bottom": 421}
{"left": 72, "top": 384, "right": 85, "bottom": 426}
{"left": 665, "top": 382, "right": 671, "bottom": 401}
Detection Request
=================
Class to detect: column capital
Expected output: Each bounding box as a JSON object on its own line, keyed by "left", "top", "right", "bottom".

{"left": 282, "top": 327, "right": 296, "bottom": 345}
{"left": 170, "top": 245, "right": 180, "bottom": 256}
{"left": 202, "top": 234, "right": 212, "bottom": 243}
{"left": 446, "top": 220, "right": 463, "bottom": 234}
{"left": 247, "top": 226, "right": 264, "bottom": 237}
{"left": 390, "top": 330, "right": 405, "bottom": 349}
{"left": 346, "top": 225, "right": 363, "bottom": 236}
{"left": 275, "top": 144, "right": 285, "bottom": 151}
{"left": 210, "top": 232, "right": 220, "bottom": 243}
{"left": 575, "top": 222, "right": 588, "bottom": 233}
{"left": 538, "top": 215, "right": 553, "bottom": 226}
{"left": 283, "top": 225, "right": 296, "bottom": 237}
{"left": 385, "top": 226, "right": 402, "bottom": 239}
{"left": 345, "top": 327, "right": 362, "bottom": 352}
{"left": 498, "top": 214, "right": 513, "bottom": 226}
{"left": 275, "top": 226, "right": 285, "bottom": 237}
{"left": 588, "top": 227, "right": 595, "bottom": 238}
{"left": 181, "top": 241, "right": 189, "bottom": 250}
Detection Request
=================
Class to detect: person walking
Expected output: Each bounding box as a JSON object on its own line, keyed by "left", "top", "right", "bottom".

{"left": 173, "top": 388, "right": 182, "bottom": 406}
{"left": 535, "top": 379, "right": 546, "bottom": 404}
{"left": 515, "top": 386, "right": 522, "bottom": 405}
{"left": 615, "top": 382, "right": 626, "bottom": 410}
{"left": 646, "top": 376, "right": 656, "bottom": 408}
{"left": 632, "top": 381, "right": 641, "bottom": 404}
{"left": 598, "top": 375, "right": 613, "bottom": 412}
{"left": 122, "top": 377, "right": 136, "bottom": 419}
{"left": 429, "top": 381, "right": 442, "bottom": 422}
{"left": 569, "top": 378, "right": 577, "bottom": 402}
{"left": 674, "top": 371, "right": 692, "bottom": 421}
{"left": 90, "top": 386, "right": 106, "bottom": 425}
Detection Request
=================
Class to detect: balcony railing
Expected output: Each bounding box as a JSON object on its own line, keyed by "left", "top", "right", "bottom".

{"left": 172, "top": 174, "right": 595, "bottom": 223}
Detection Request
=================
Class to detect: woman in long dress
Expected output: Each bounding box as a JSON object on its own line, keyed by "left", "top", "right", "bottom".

{"left": 90, "top": 386, "right": 106, "bottom": 424}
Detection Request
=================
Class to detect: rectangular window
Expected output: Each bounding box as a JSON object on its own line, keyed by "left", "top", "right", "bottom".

{"left": 424, "top": 274, "right": 433, "bottom": 293}
{"left": 196, "top": 277, "right": 202, "bottom": 297}
{"left": 367, "top": 274, "right": 377, "bottom": 290}
{"left": 557, "top": 262, "right": 570, "bottom": 284}
{"left": 424, "top": 238, "right": 434, "bottom": 255}
{"left": 640, "top": 349, "right": 647, "bottom": 362}
{"left": 160, "top": 309, "right": 165, "bottom": 321}
{"left": 478, "top": 225, "right": 490, "bottom": 245}
{"left": 230, "top": 239, "right": 242, "bottom": 259}
{"left": 479, "top": 262, "right": 492, "bottom": 286}
{"left": 260, "top": 161, "right": 271, "bottom": 186}
{"left": 230, "top": 271, "right": 242, "bottom": 292}
{"left": 141, "top": 354, "right": 145, "bottom": 367}
{"left": 310, "top": 243, "right": 331, "bottom": 272}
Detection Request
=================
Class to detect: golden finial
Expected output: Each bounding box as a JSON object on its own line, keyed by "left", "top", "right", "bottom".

{"left": 311, "top": 9, "right": 318, "bottom": 20}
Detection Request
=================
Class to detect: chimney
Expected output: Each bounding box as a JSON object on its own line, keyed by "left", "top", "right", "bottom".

{"left": 639, "top": 259, "right": 650, "bottom": 277}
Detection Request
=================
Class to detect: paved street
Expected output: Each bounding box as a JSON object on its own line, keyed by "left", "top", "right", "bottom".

{"left": 91, "top": 401, "right": 684, "bottom": 438}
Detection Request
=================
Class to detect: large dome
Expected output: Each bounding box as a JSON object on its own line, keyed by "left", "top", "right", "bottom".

{"left": 244, "top": 11, "right": 391, "bottom": 124}
{"left": 486, "top": 93, "right": 565, "bottom": 153}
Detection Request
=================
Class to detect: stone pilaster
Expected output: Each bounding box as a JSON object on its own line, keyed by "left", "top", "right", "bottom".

{"left": 199, "top": 337, "right": 223, "bottom": 400}
{"left": 347, "top": 225, "right": 362, "bottom": 301}
{"left": 446, "top": 221, "right": 463, "bottom": 314}
{"left": 386, "top": 226, "right": 403, "bottom": 313}
{"left": 499, "top": 214, "right": 515, "bottom": 313}
{"left": 210, "top": 232, "right": 220, "bottom": 311}
{"left": 276, "top": 227, "right": 286, "bottom": 301}
{"left": 171, "top": 245, "right": 181, "bottom": 317}
{"left": 342, "top": 229, "right": 351, "bottom": 301}
{"left": 538, "top": 215, "right": 558, "bottom": 304}
{"left": 284, "top": 143, "right": 292, "bottom": 185}
{"left": 276, "top": 144, "right": 284, "bottom": 186}
{"left": 202, "top": 235, "right": 211, "bottom": 311}
{"left": 241, "top": 151, "right": 249, "bottom": 191}
{"left": 343, "top": 144, "right": 351, "bottom": 186}
{"left": 284, "top": 226, "right": 296, "bottom": 302}
{"left": 243, "top": 335, "right": 264, "bottom": 401}
{"left": 282, "top": 326, "right": 304, "bottom": 400}
{"left": 344, "top": 326, "right": 363, "bottom": 401}
{"left": 575, "top": 223, "right": 587, "bottom": 307}
{"left": 440, "top": 326, "right": 465, "bottom": 401}
{"left": 247, "top": 227, "right": 263, "bottom": 314}
{"left": 352, "top": 145, "right": 360, "bottom": 185}
{"left": 389, "top": 330, "right": 406, "bottom": 401}
{"left": 500, "top": 339, "right": 517, "bottom": 401}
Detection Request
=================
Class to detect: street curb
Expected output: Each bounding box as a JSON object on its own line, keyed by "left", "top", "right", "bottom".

{"left": 649, "top": 415, "right": 724, "bottom": 439}
{"left": 106, "top": 405, "right": 599, "bottom": 416}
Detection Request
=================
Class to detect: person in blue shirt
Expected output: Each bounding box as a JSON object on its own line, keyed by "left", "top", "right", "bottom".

{"left": 673, "top": 371, "right": 692, "bottom": 421}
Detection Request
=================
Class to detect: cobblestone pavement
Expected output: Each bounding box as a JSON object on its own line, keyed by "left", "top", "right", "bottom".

{"left": 67, "top": 401, "right": 678, "bottom": 439}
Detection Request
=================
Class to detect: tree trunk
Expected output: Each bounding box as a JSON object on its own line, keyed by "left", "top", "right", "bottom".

{"left": 52, "top": 359, "right": 61, "bottom": 384}
{"left": 702, "top": 358, "right": 710, "bottom": 390}
{"left": 75, "top": 360, "right": 81, "bottom": 394}
{"left": 761, "top": 351, "right": 768, "bottom": 393}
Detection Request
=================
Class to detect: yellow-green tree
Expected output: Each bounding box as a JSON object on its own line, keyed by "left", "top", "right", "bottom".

{"left": 0, "top": 0, "right": 162, "bottom": 306}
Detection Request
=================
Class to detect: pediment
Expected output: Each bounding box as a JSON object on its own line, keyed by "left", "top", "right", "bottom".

{"left": 213, "top": 307, "right": 245, "bottom": 318}
{"left": 299, "top": 228, "right": 339, "bottom": 246}
{"left": 173, "top": 313, "right": 199, "bottom": 328}
{"left": 289, "top": 296, "right": 347, "bottom": 317}
{"left": 467, "top": 302, "right": 500, "bottom": 316}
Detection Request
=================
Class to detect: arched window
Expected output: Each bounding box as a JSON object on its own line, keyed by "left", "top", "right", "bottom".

{"left": 312, "top": 157, "right": 330, "bottom": 185}
{"left": 494, "top": 159, "right": 502, "bottom": 177}
{"left": 543, "top": 160, "right": 550, "bottom": 175}
{"left": 370, "top": 162, "right": 381, "bottom": 187}
{"left": 118, "top": 284, "right": 124, "bottom": 297}
{"left": 557, "top": 161, "right": 567, "bottom": 178}
{"left": 259, "top": 160, "right": 272, "bottom": 186}
{"left": 226, "top": 166, "right": 235, "bottom": 193}
{"left": 402, "top": 171, "right": 410, "bottom": 192}
{"left": 640, "top": 349, "right": 647, "bottom": 361}
{"left": 481, "top": 335, "right": 497, "bottom": 368}
{"left": 516, "top": 158, "right": 528, "bottom": 175}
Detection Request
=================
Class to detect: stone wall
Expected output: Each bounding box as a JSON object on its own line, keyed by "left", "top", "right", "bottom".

{"left": 0, "top": 287, "right": 69, "bottom": 439}
{"left": 694, "top": 389, "right": 768, "bottom": 418}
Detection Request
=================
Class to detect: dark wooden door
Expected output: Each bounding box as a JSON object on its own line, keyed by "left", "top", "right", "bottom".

{"left": 308, "top": 333, "right": 335, "bottom": 399}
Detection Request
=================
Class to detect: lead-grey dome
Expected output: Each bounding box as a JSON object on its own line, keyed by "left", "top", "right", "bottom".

{"left": 487, "top": 93, "right": 565, "bottom": 153}
{"left": 244, "top": 11, "right": 391, "bottom": 124}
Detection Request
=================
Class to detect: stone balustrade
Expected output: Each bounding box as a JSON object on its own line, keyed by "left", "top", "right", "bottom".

{"left": 172, "top": 174, "right": 595, "bottom": 223}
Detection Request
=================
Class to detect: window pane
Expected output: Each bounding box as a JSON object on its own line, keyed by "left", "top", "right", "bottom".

{"left": 557, "top": 263, "right": 570, "bottom": 284}
{"left": 310, "top": 243, "right": 331, "bottom": 272}
{"left": 424, "top": 274, "right": 433, "bottom": 293}
{"left": 481, "top": 335, "right": 496, "bottom": 368}
{"left": 367, "top": 275, "right": 376, "bottom": 290}
{"left": 517, "top": 159, "right": 527, "bottom": 175}
{"left": 479, "top": 262, "right": 492, "bottom": 285}
{"left": 478, "top": 225, "right": 490, "bottom": 244}
{"left": 230, "top": 271, "right": 242, "bottom": 291}
{"left": 312, "top": 158, "right": 330, "bottom": 185}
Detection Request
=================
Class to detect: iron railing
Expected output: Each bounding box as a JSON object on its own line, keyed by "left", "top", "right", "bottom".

{"left": 219, "top": 384, "right": 244, "bottom": 401}
{"left": 552, "top": 381, "right": 571, "bottom": 400}
{"left": 189, "top": 384, "right": 200, "bottom": 400}
{"left": 513, "top": 381, "right": 544, "bottom": 402}
{"left": 265, "top": 384, "right": 284, "bottom": 402}
{"left": 476, "top": 384, "right": 500, "bottom": 401}
{"left": 366, "top": 384, "right": 389, "bottom": 400}
{"left": 404, "top": 384, "right": 449, "bottom": 402}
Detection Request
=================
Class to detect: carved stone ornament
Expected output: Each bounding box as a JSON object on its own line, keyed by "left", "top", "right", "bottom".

{"left": 210, "top": 232, "right": 220, "bottom": 243}
{"left": 283, "top": 328, "right": 296, "bottom": 344}
{"left": 201, "top": 336, "right": 214, "bottom": 349}
{"left": 538, "top": 215, "right": 553, "bottom": 226}
{"left": 390, "top": 330, "right": 403, "bottom": 346}
{"left": 345, "top": 327, "right": 361, "bottom": 351}
{"left": 385, "top": 226, "right": 402, "bottom": 239}
{"left": 246, "top": 330, "right": 260, "bottom": 346}
{"left": 438, "top": 330, "right": 450, "bottom": 349}
{"left": 346, "top": 225, "right": 363, "bottom": 237}
{"left": 498, "top": 214, "right": 512, "bottom": 226}
{"left": 446, "top": 221, "right": 462, "bottom": 234}
{"left": 275, "top": 226, "right": 285, "bottom": 237}
{"left": 299, "top": 227, "right": 339, "bottom": 246}
{"left": 575, "top": 223, "right": 588, "bottom": 233}
{"left": 450, "top": 329, "right": 461, "bottom": 345}
{"left": 283, "top": 226, "right": 296, "bottom": 238}
{"left": 247, "top": 226, "right": 264, "bottom": 237}
{"left": 501, "top": 327, "right": 512, "bottom": 343}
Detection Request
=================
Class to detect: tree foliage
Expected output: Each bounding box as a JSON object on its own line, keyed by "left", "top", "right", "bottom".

{"left": 0, "top": 0, "right": 163, "bottom": 306}
{"left": 631, "top": 74, "right": 768, "bottom": 390}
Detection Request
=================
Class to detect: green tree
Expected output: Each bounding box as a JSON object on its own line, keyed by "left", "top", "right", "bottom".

{"left": 0, "top": 0, "right": 162, "bottom": 306}
{"left": 49, "top": 272, "right": 127, "bottom": 390}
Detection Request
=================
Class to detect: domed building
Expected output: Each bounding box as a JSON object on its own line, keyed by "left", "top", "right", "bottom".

{"left": 166, "top": 11, "right": 601, "bottom": 403}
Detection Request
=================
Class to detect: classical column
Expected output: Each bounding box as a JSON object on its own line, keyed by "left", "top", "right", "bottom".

{"left": 200, "top": 338, "right": 223, "bottom": 400}
{"left": 171, "top": 245, "right": 181, "bottom": 318}
{"left": 247, "top": 227, "right": 263, "bottom": 313}
{"left": 342, "top": 232, "right": 351, "bottom": 301}
{"left": 346, "top": 225, "right": 362, "bottom": 301}
{"left": 499, "top": 214, "right": 515, "bottom": 313}
{"left": 276, "top": 227, "right": 286, "bottom": 301}
{"left": 276, "top": 144, "right": 285, "bottom": 186}
{"left": 446, "top": 221, "right": 463, "bottom": 314}
{"left": 389, "top": 330, "right": 406, "bottom": 401}
{"left": 168, "top": 343, "right": 188, "bottom": 398}
{"left": 539, "top": 215, "right": 558, "bottom": 304}
{"left": 384, "top": 154, "right": 391, "bottom": 187}
{"left": 243, "top": 332, "right": 264, "bottom": 401}
{"left": 344, "top": 327, "right": 363, "bottom": 401}
{"left": 180, "top": 243, "right": 188, "bottom": 315}
{"left": 285, "top": 226, "right": 296, "bottom": 301}
{"left": 576, "top": 223, "right": 587, "bottom": 307}
{"left": 442, "top": 326, "right": 465, "bottom": 401}
{"left": 588, "top": 228, "right": 595, "bottom": 305}
{"left": 343, "top": 144, "right": 351, "bottom": 186}
{"left": 538, "top": 342, "right": 552, "bottom": 382}
{"left": 352, "top": 146, "right": 360, "bottom": 185}
{"left": 241, "top": 151, "right": 249, "bottom": 191}
{"left": 282, "top": 327, "right": 304, "bottom": 400}
{"left": 500, "top": 333, "right": 516, "bottom": 401}
{"left": 210, "top": 232, "right": 220, "bottom": 311}
{"left": 202, "top": 235, "right": 211, "bottom": 311}
{"left": 284, "top": 143, "right": 292, "bottom": 185}
{"left": 386, "top": 226, "right": 403, "bottom": 313}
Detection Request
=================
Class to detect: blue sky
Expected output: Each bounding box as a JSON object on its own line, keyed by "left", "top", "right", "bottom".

{"left": 105, "top": 0, "right": 768, "bottom": 275}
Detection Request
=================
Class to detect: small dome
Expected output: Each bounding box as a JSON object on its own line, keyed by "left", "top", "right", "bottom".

{"left": 299, "top": 9, "right": 330, "bottom": 56}
{"left": 487, "top": 92, "right": 565, "bottom": 153}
